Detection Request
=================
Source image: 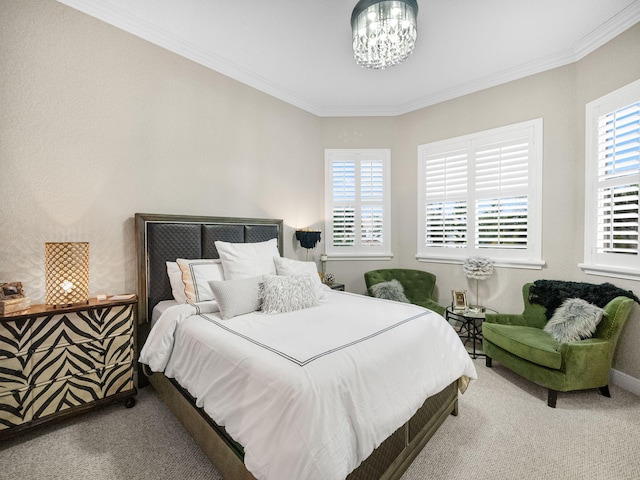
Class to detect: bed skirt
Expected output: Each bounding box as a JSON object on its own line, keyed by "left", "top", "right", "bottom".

{"left": 148, "top": 372, "right": 459, "bottom": 480}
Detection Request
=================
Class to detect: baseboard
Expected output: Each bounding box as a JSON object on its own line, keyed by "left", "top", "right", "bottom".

{"left": 610, "top": 368, "right": 640, "bottom": 396}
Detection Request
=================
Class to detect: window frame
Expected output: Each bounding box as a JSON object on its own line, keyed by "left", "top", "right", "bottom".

{"left": 581, "top": 79, "right": 640, "bottom": 281}
{"left": 324, "top": 149, "right": 392, "bottom": 260}
{"left": 416, "top": 119, "right": 544, "bottom": 269}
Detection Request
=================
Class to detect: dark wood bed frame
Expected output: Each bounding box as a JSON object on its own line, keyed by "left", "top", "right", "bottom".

{"left": 135, "top": 213, "right": 460, "bottom": 480}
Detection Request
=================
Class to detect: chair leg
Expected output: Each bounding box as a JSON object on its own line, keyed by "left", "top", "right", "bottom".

{"left": 547, "top": 389, "right": 558, "bottom": 408}
{"left": 485, "top": 356, "right": 492, "bottom": 368}
{"left": 599, "top": 385, "right": 611, "bottom": 398}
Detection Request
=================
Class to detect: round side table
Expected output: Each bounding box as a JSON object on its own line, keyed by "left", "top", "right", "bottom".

{"left": 445, "top": 306, "right": 497, "bottom": 359}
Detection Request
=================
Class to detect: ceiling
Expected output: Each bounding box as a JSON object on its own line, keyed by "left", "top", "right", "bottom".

{"left": 58, "top": 0, "right": 640, "bottom": 117}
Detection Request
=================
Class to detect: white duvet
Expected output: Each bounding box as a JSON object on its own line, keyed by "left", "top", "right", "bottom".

{"left": 140, "top": 290, "right": 477, "bottom": 480}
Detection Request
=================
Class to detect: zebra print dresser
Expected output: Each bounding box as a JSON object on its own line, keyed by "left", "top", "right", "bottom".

{"left": 0, "top": 297, "right": 137, "bottom": 439}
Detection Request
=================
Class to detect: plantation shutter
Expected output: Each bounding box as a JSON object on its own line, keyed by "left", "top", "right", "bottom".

{"left": 474, "top": 137, "right": 530, "bottom": 250}
{"left": 325, "top": 150, "right": 391, "bottom": 257}
{"left": 418, "top": 118, "right": 542, "bottom": 264}
{"left": 360, "top": 161, "right": 384, "bottom": 246}
{"left": 595, "top": 101, "right": 640, "bottom": 255}
{"left": 423, "top": 149, "right": 468, "bottom": 248}
{"left": 332, "top": 161, "right": 356, "bottom": 246}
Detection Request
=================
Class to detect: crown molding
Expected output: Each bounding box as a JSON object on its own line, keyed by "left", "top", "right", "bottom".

{"left": 57, "top": 0, "right": 640, "bottom": 118}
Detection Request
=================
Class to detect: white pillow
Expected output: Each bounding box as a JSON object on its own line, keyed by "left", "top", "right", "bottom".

{"left": 166, "top": 261, "right": 188, "bottom": 304}
{"left": 259, "top": 274, "right": 320, "bottom": 314}
{"left": 215, "top": 238, "right": 279, "bottom": 280}
{"left": 176, "top": 258, "right": 225, "bottom": 303}
{"left": 209, "top": 277, "right": 262, "bottom": 320}
{"left": 274, "top": 256, "right": 324, "bottom": 298}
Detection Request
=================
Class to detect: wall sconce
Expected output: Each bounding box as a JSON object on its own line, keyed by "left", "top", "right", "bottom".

{"left": 295, "top": 230, "right": 321, "bottom": 260}
{"left": 45, "top": 242, "right": 90, "bottom": 307}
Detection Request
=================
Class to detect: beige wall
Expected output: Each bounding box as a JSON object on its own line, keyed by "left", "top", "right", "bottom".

{"left": 1, "top": 0, "right": 323, "bottom": 301}
{"left": 1, "top": 1, "right": 639, "bottom": 379}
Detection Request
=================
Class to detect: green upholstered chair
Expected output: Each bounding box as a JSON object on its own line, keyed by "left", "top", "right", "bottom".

{"left": 483, "top": 283, "right": 634, "bottom": 408}
{"left": 364, "top": 268, "right": 445, "bottom": 316}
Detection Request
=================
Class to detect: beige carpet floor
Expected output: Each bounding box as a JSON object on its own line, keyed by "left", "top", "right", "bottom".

{"left": 1, "top": 359, "right": 639, "bottom": 479}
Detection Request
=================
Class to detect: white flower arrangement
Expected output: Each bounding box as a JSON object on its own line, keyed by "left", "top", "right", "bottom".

{"left": 462, "top": 257, "right": 494, "bottom": 280}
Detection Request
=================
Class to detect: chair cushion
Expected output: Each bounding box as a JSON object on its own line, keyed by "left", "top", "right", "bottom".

{"left": 483, "top": 323, "right": 562, "bottom": 370}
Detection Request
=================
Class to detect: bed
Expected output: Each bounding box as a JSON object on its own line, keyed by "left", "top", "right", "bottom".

{"left": 134, "top": 213, "right": 477, "bottom": 480}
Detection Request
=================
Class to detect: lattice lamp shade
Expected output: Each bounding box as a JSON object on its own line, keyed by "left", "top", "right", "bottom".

{"left": 45, "top": 242, "right": 90, "bottom": 306}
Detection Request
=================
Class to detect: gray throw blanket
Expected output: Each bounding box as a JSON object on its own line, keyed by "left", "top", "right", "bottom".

{"left": 529, "top": 280, "right": 640, "bottom": 319}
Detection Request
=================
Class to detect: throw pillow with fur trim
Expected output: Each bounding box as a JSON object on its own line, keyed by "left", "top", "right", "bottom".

{"left": 369, "top": 279, "right": 410, "bottom": 303}
{"left": 543, "top": 297, "right": 605, "bottom": 343}
{"left": 259, "top": 273, "right": 320, "bottom": 314}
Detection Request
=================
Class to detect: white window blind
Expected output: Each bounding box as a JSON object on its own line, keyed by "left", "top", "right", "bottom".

{"left": 418, "top": 119, "right": 543, "bottom": 268}
{"left": 474, "top": 138, "right": 530, "bottom": 250}
{"left": 583, "top": 79, "right": 640, "bottom": 279}
{"left": 423, "top": 148, "right": 468, "bottom": 248}
{"left": 595, "top": 102, "right": 640, "bottom": 255}
{"left": 325, "top": 150, "right": 391, "bottom": 258}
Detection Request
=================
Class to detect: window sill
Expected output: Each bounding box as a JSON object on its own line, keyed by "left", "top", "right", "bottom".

{"left": 325, "top": 254, "right": 393, "bottom": 261}
{"left": 416, "top": 254, "right": 545, "bottom": 270}
{"left": 579, "top": 263, "right": 640, "bottom": 281}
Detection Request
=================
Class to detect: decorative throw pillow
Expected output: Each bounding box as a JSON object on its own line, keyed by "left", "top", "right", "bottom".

{"left": 209, "top": 276, "right": 263, "bottom": 320}
{"left": 274, "top": 256, "right": 325, "bottom": 298}
{"left": 166, "top": 261, "right": 188, "bottom": 304}
{"left": 215, "top": 239, "right": 279, "bottom": 280}
{"left": 543, "top": 297, "right": 605, "bottom": 343}
{"left": 369, "top": 279, "right": 410, "bottom": 303}
{"left": 176, "top": 258, "right": 225, "bottom": 303}
{"left": 259, "top": 274, "right": 320, "bottom": 314}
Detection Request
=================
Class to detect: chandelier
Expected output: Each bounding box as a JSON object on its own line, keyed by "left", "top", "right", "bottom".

{"left": 351, "top": 0, "right": 419, "bottom": 69}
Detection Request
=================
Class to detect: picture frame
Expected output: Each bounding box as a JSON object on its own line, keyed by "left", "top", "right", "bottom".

{"left": 452, "top": 290, "right": 468, "bottom": 311}
{"left": 0, "top": 282, "right": 25, "bottom": 300}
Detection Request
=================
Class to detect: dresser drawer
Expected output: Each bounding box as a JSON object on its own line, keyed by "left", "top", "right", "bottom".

{"left": 0, "top": 319, "right": 31, "bottom": 358}
{"left": 29, "top": 335, "right": 134, "bottom": 386}
{"left": 103, "top": 335, "right": 134, "bottom": 368}
{"left": 100, "top": 363, "right": 134, "bottom": 398}
{"left": 0, "top": 386, "right": 32, "bottom": 430}
{"left": 0, "top": 354, "right": 32, "bottom": 393}
{"left": 29, "top": 304, "right": 134, "bottom": 351}
{"left": 30, "top": 371, "right": 102, "bottom": 420}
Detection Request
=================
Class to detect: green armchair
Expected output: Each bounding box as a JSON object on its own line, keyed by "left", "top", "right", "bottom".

{"left": 482, "top": 283, "right": 634, "bottom": 408}
{"left": 364, "top": 268, "right": 445, "bottom": 316}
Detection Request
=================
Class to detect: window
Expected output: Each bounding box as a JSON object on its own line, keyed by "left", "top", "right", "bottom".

{"left": 417, "top": 119, "right": 543, "bottom": 268}
{"left": 325, "top": 149, "right": 391, "bottom": 259}
{"left": 581, "top": 79, "right": 640, "bottom": 280}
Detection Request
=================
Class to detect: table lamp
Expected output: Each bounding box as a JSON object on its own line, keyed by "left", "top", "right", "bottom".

{"left": 45, "top": 242, "right": 90, "bottom": 307}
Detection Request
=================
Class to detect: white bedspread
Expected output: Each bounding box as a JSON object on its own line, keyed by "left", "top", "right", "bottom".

{"left": 140, "top": 291, "right": 477, "bottom": 480}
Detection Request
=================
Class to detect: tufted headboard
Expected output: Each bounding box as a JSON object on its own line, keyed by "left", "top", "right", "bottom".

{"left": 134, "top": 213, "right": 283, "bottom": 326}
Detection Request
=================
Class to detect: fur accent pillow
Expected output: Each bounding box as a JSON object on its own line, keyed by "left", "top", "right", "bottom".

{"left": 543, "top": 297, "right": 605, "bottom": 343}
{"left": 259, "top": 274, "right": 320, "bottom": 314}
{"left": 369, "top": 279, "right": 410, "bottom": 303}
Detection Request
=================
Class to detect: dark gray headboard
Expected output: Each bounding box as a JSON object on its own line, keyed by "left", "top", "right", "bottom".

{"left": 135, "top": 213, "right": 283, "bottom": 325}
